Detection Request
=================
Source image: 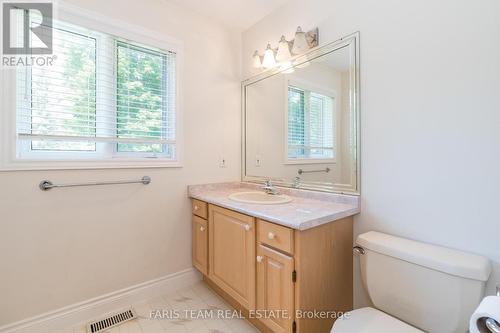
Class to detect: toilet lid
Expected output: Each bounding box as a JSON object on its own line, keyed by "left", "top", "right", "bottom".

{"left": 331, "top": 307, "right": 424, "bottom": 333}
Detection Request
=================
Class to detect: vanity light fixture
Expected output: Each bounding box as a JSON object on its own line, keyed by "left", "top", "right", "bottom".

{"left": 291, "top": 26, "right": 309, "bottom": 54}
{"left": 252, "top": 50, "right": 262, "bottom": 68}
{"left": 252, "top": 26, "right": 319, "bottom": 71}
{"left": 262, "top": 43, "right": 277, "bottom": 69}
{"left": 276, "top": 35, "right": 292, "bottom": 62}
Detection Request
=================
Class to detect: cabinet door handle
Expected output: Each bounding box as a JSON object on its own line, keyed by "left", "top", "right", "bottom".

{"left": 256, "top": 256, "right": 263, "bottom": 263}
{"left": 267, "top": 232, "right": 275, "bottom": 240}
{"left": 194, "top": 205, "right": 199, "bottom": 211}
{"left": 243, "top": 224, "right": 251, "bottom": 231}
{"left": 200, "top": 226, "right": 205, "bottom": 232}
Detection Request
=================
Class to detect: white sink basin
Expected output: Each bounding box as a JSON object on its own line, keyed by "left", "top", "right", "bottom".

{"left": 228, "top": 191, "right": 292, "bottom": 205}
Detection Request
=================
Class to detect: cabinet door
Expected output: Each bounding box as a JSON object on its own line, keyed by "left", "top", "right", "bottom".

{"left": 192, "top": 215, "right": 208, "bottom": 275}
{"left": 209, "top": 205, "right": 255, "bottom": 310}
{"left": 256, "top": 244, "right": 294, "bottom": 333}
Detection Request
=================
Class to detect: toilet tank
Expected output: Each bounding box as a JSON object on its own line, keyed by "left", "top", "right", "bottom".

{"left": 357, "top": 232, "right": 491, "bottom": 333}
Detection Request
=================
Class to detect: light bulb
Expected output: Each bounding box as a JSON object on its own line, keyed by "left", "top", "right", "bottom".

{"left": 262, "top": 43, "right": 277, "bottom": 69}
{"left": 279, "top": 61, "right": 294, "bottom": 74}
{"left": 291, "top": 26, "right": 309, "bottom": 55}
{"left": 252, "top": 50, "right": 262, "bottom": 68}
{"left": 276, "top": 35, "right": 291, "bottom": 62}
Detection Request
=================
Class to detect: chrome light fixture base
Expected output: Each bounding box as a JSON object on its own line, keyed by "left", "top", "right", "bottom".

{"left": 304, "top": 27, "right": 319, "bottom": 50}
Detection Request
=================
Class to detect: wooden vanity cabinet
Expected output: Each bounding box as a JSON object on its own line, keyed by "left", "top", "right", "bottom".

{"left": 256, "top": 244, "right": 295, "bottom": 333}
{"left": 208, "top": 204, "right": 256, "bottom": 310}
{"left": 191, "top": 201, "right": 353, "bottom": 333}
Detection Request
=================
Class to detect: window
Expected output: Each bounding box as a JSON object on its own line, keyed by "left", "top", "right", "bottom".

{"left": 115, "top": 42, "right": 175, "bottom": 157}
{"left": 287, "top": 85, "right": 335, "bottom": 160}
{"left": 13, "top": 15, "right": 177, "bottom": 163}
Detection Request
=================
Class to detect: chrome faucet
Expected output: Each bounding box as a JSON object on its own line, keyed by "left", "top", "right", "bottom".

{"left": 262, "top": 180, "right": 280, "bottom": 195}
{"left": 292, "top": 176, "right": 301, "bottom": 188}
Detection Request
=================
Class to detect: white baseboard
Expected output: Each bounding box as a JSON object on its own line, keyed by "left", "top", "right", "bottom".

{"left": 0, "top": 268, "right": 201, "bottom": 333}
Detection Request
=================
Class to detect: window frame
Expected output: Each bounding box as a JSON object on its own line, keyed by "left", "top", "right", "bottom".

{"left": 284, "top": 78, "right": 338, "bottom": 165}
{"left": 0, "top": 3, "right": 183, "bottom": 171}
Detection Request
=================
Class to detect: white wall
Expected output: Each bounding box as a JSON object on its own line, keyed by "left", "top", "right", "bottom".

{"left": 243, "top": 0, "right": 500, "bottom": 307}
{"left": 0, "top": 0, "right": 241, "bottom": 325}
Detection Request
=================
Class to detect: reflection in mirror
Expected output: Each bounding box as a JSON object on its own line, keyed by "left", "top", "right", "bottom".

{"left": 243, "top": 34, "right": 359, "bottom": 194}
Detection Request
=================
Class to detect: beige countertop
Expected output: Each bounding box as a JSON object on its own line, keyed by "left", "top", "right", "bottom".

{"left": 187, "top": 182, "right": 360, "bottom": 230}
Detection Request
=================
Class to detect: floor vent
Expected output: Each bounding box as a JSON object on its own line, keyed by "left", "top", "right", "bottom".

{"left": 87, "top": 308, "right": 136, "bottom": 333}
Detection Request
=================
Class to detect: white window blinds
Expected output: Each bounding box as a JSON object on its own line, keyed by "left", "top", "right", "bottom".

{"left": 15, "top": 17, "right": 176, "bottom": 160}
{"left": 115, "top": 42, "right": 176, "bottom": 156}
{"left": 287, "top": 85, "right": 335, "bottom": 159}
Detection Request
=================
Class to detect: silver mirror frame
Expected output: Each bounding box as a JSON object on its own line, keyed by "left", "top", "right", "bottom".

{"left": 241, "top": 32, "right": 360, "bottom": 195}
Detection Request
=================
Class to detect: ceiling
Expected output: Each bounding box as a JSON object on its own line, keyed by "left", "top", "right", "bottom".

{"left": 166, "top": 0, "right": 291, "bottom": 29}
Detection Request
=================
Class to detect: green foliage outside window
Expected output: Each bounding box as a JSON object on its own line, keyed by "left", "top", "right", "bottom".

{"left": 116, "top": 43, "right": 167, "bottom": 153}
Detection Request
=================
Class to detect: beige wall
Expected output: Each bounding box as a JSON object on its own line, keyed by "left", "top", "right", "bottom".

{"left": 243, "top": 0, "right": 500, "bottom": 307}
{"left": 0, "top": 0, "right": 241, "bottom": 325}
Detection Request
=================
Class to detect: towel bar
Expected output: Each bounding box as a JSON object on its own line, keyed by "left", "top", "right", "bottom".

{"left": 297, "top": 167, "right": 330, "bottom": 175}
{"left": 39, "top": 176, "right": 151, "bottom": 191}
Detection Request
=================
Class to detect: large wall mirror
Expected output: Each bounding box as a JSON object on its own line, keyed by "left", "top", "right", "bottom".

{"left": 243, "top": 33, "right": 360, "bottom": 194}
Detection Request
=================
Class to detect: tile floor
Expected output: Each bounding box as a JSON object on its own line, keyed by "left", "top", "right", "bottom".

{"left": 62, "top": 281, "right": 260, "bottom": 333}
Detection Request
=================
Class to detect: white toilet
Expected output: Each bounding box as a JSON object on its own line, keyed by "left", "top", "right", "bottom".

{"left": 331, "top": 231, "right": 491, "bottom": 333}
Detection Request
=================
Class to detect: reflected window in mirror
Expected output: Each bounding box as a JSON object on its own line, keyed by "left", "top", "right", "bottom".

{"left": 287, "top": 84, "right": 335, "bottom": 161}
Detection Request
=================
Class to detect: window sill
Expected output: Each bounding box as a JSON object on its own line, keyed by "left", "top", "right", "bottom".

{"left": 0, "top": 159, "right": 182, "bottom": 172}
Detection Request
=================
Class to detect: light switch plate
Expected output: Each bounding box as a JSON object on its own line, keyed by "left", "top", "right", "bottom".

{"left": 255, "top": 156, "right": 261, "bottom": 167}
{"left": 219, "top": 156, "right": 227, "bottom": 168}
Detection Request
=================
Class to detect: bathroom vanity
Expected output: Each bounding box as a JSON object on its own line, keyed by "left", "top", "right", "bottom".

{"left": 189, "top": 33, "right": 361, "bottom": 333}
{"left": 188, "top": 182, "right": 360, "bottom": 333}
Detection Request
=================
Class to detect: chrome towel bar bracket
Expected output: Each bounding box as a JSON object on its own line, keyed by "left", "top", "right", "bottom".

{"left": 39, "top": 176, "right": 151, "bottom": 191}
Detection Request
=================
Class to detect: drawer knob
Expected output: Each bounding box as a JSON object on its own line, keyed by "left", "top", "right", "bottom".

{"left": 200, "top": 226, "right": 205, "bottom": 232}
{"left": 256, "top": 256, "right": 263, "bottom": 263}
{"left": 267, "top": 232, "right": 275, "bottom": 240}
{"left": 194, "top": 205, "right": 199, "bottom": 211}
{"left": 244, "top": 224, "right": 251, "bottom": 231}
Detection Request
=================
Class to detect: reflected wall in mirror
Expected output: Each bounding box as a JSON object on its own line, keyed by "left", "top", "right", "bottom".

{"left": 243, "top": 33, "right": 359, "bottom": 194}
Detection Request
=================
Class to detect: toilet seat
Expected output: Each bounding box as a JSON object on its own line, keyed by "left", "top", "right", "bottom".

{"left": 331, "top": 307, "right": 424, "bottom": 333}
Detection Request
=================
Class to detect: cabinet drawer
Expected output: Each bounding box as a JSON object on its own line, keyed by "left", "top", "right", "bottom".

{"left": 258, "top": 219, "right": 294, "bottom": 255}
{"left": 192, "top": 199, "right": 208, "bottom": 219}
